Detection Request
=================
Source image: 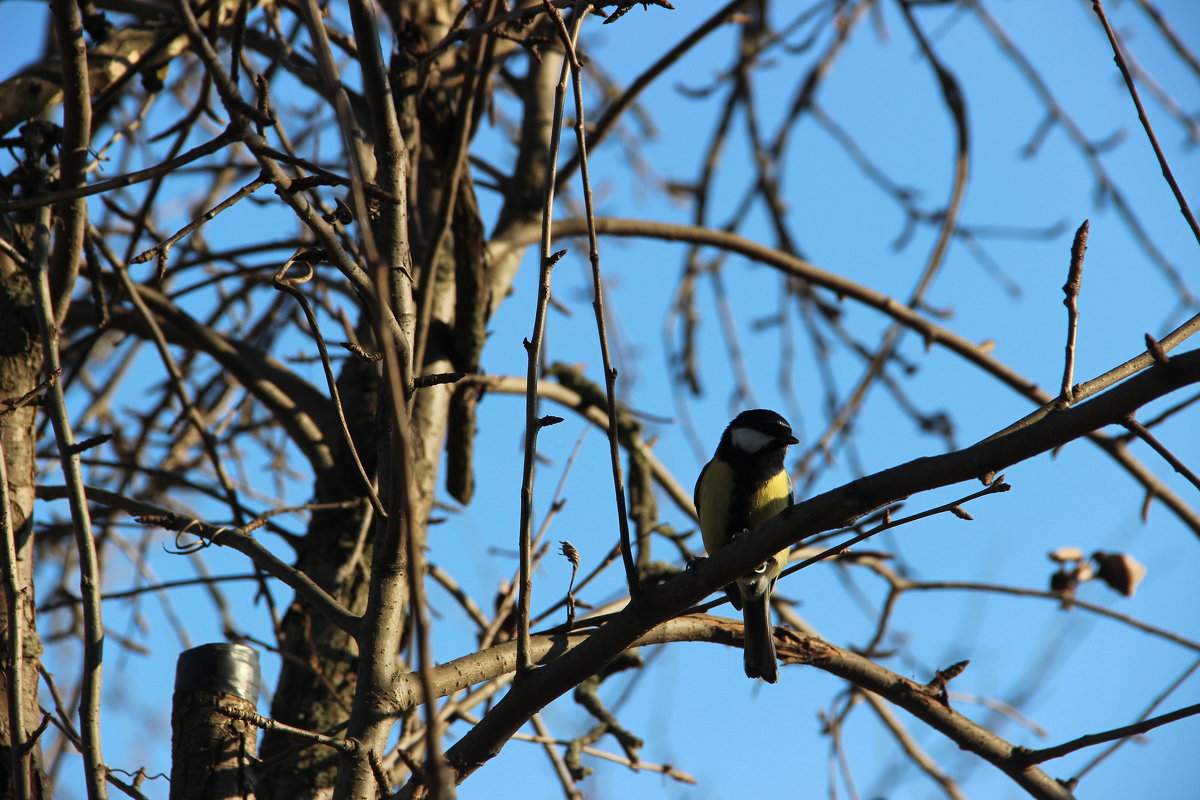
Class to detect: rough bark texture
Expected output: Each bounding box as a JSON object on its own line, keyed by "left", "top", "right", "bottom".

{"left": 170, "top": 692, "right": 259, "bottom": 800}
{"left": 0, "top": 232, "right": 49, "bottom": 800}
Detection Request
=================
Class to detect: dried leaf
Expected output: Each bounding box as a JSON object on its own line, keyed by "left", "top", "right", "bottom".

{"left": 1093, "top": 551, "right": 1147, "bottom": 597}
{"left": 1048, "top": 546, "right": 1085, "bottom": 563}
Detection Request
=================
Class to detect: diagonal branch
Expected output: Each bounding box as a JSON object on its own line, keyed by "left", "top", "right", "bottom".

{"left": 493, "top": 215, "right": 1200, "bottom": 534}
{"left": 435, "top": 349, "right": 1200, "bottom": 797}
{"left": 35, "top": 485, "right": 362, "bottom": 636}
{"left": 1014, "top": 701, "right": 1200, "bottom": 767}
{"left": 1091, "top": 0, "right": 1200, "bottom": 248}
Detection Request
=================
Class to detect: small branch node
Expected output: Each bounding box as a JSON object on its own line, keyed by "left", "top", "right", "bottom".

{"left": 1144, "top": 333, "right": 1170, "bottom": 365}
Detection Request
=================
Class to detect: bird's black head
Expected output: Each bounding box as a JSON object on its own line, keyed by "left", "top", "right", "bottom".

{"left": 720, "top": 409, "right": 799, "bottom": 458}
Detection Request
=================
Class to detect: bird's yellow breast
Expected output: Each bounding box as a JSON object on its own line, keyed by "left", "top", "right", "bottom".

{"left": 696, "top": 458, "right": 793, "bottom": 566}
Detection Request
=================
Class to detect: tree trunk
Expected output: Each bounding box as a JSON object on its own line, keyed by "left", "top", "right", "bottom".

{"left": 0, "top": 230, "right": 50, "bottom": 800}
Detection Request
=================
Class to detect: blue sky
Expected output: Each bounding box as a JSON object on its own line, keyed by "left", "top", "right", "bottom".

{"left": 4, "top": 0, "right": 1199, "bottom": 798}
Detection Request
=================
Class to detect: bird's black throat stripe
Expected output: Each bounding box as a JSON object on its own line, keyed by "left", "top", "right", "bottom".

{"left": 715, "top": 438, "right": 790, "bottom": 539}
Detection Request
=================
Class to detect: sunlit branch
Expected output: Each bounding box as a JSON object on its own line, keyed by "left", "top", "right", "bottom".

{"left": 499, "top": 215, "right": 1200, "bottom": 534}
{"left": 864, "top": 568, "right": 1200, "bottom": 653}
{"left": 437, "top": 349, "right": 1200, "bottom": 793}
{"left": 1014, "top": 701, "right": 1200, "bottom": 767}
{"left": 1059, "top": 221, "right": 1089, "bottom": 402}
{"left": 1091, "top": 0, "right": 1200, "bottom": 248}
{"left": 33, "top": 217, "right": 107, "bottom": 800}
{"left": 517, "top": 6, "right": 579, "bottom": 677}
{"left": 1120, "top": 416, "right": 1200, "bottom": 492}
{"left": 1069, "top": 654, "right": 1200, "bottom": 783}
{"left": 550, "top": 0, "right": 639, "bottom": 598}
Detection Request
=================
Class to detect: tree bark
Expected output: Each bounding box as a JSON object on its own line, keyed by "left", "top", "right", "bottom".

{"left": 0, "top": 231, "right": 50, "bottom": 800}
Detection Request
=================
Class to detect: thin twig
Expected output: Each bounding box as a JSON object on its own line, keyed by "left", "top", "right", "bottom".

{"left": 1070, "top": 655, "right": 1200, "bottom": 782}
{"left": 1131, "top": 0, "right": 1200, "bottom": 78}
{"left": 1116, "top": 389, "right": 1200, "bottom": 439}
{"left": 32, "top": 219, "right": 108, "bottom": 800}
{"left": 827, "top": 699, "right": 864, "bottom": 800}
{"left": 0, "top": 368, "right": 60, "bottom": 418}
{"left": 427, "top": 564, "right": 491, "bottom": 633}
{"left": 517, "top": 4, "right": 579, "bottom": 675}
{"left": 36, "top": 484, "right": 362, "bottom": 635}
{"left": 1121, "top": 415, "right": 1200, "bottom": 492}
{"left": 273, "top": 259, "right": 386, "bottom": 516}
{"left": 1059, "top": 221, "right": 1089, "bottom": 403}
{"left": 1092, "top": 0, "right": 1200, "bottom": 248}
{"left": 553, "top": 0, "right": 639, "bottom": 597}
{"left": 1016, "top": 702, "right": 1200, "bottom": 766}
{"left": 947, "top": 692, "right": 1049, "bottom": 739}
{"left": 130, "top": 176, "right": 267, "bottom": 278}
{"left": 889, "top": 577, "right": 1200, "bottom": 652}
{"left": 455, "top": 710, "right": 696, "bottom": 785}
{"left": 107, "top": 243, "right": 248, "bottom": 527}
{"left": 217, "top": 705, "right": 360, "bottom": 754}
{"left": 0, "top": 434, "right": 31, "bottom": 800}
{"left": 37, "top": 573, "right": 261, "bottom": 612}
{"left": 861, "top": 692, "right": 968, "bottom": 800}
{"left": 778, "top": 480, "right": 1011, "bottom": 581}
{"left": 529, "top": 713, "right": 582, "bottom": 799}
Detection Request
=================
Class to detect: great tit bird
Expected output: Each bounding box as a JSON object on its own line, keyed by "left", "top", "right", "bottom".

{"left": 694, "top": 409, "right": 798, "bottom": 683}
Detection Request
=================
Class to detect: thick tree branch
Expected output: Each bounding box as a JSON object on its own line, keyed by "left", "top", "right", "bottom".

{"left": 436, "top": 350, "right": 1200, "bottom": 796}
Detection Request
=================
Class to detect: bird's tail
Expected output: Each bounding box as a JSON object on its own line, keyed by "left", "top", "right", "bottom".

{"left": 740, "top": 585, "right": 778, "bottom": 683}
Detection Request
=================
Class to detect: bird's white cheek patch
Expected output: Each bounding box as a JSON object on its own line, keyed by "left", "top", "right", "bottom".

{"left": 731, "top": 427, "right": 775, "bottom": 454}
